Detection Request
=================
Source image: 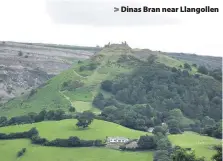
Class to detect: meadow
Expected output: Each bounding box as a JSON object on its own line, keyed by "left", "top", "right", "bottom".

{"left": 0, "top": 119, "right": 149, "bottom": 140}
{"left": 168, "top": 131, "right": 221, "bottom": 160}
{"left": 0, "top": 119, "right": 220, "bottom": 160}
{"left": 0, "top": 139, "right": 153, "bottom": 161}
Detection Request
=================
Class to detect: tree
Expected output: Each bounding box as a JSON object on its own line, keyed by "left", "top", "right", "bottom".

{"left": 153, "top": 126, "right": 167, "bottom": 135}
{"left": 17, "top": 148, "right": 26, "bottom": 157}
{"left": 76, "top": 111, "right": 95, "bottom": 128}
{"left": 28, "top": 89, "right": 37, "bottom": 98}
{"left": 154, "top": 150, "right": 171, "bottom": 161}
{"left": 212, "top": 145, "right": 222, "bottom": 161}
{"left": 184, "top": 63, "right": 192, "bottom": 70}
{"left": 167, "top": 119, "right": 181, "bottom": 134}
{"left": 92, "top": 93, "right": 105, "bottom": 110}
{"left": 147, "top": 54, "right": 157, "bottom": 64}
{"left": 202, "top": 116, "right": 215, "bottom": 127}
{"left": 18, "top": 51, "right": 23, "bottom": 56}
{"left": 192, "top": 64, "right": 197, "bottom": 67}
{"left": 171, "top": 67, "right": 178, "bottom": 72}
{"left": 69, "top": 106, "right": 76, "bottom": 112}
{"left": 78, "top": 60, "right": 83, "bottom": 64}
{"left": 101, "top": 80, "right": 113, "bottom": 92}
{"left": 156, "top": 137, "right": 172, "bottom": 151}
{"left": 0, "top": 116, "right": 7, "bottom": 126}
{"left": 138, "top": 135, "right": 157, "bottom": 149}
{"left": 198, "top": 66, "right": 208, "bottom": 75}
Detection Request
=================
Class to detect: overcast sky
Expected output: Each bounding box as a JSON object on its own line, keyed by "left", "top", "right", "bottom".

{"left": 0, "top": 0, "right": 222, "bottom": 57}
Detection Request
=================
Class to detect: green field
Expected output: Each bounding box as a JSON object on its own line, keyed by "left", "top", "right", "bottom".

{"left": 168, "top": 132, "right": 221, "bottom": 160}
{"left": 0, "top": 139, "right": 153, "bottom": 161}
{"left": 0, "top": 119, "right": 149, "bottom": 140}
{"left": 0, "top": 119, "right": 220, "bottom": 160}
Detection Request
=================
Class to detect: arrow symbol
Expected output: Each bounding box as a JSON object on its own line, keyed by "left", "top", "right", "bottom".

{"left": 114, "top": 7, "right": 119, "bottom": 12}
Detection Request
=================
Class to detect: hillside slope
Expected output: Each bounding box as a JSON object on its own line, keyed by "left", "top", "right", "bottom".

{"left": 165, "top": 52, "right": 222, "bottom": 70}
{"left": 0, "top": 41, "right": 94, "bottom": 104}
{"left": 1, "top": 43, "right": 221, "bottom": 123}
{"left": 0, "top": 43, "right": 134, "bottom": 116}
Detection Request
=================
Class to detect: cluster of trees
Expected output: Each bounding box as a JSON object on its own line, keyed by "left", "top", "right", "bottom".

{"left": 209, "top": 68, "right": 222, "bottom": 81}
{"left": 0, "top": 128, "right": 105, "bottom": 148}
{"left": 0, "top": 109, "right": 73, "bottom": 127}
{"left": 200, "top": 117, "right": 222, "bottom": 139}
{"left": 94, "top": 93, "right": 203, "bottom": 135}
{"left": 94, "top": 57, "right": 222, "bottom": 137}
{"left": 181, "top": 60, "right": 221, "bottom": 82}
{"left": 196, "top": 65, "right": 221, "bottom": 81}
{"left": 96, "top": 102, "right": 158, "bottom": 131}
{"left": 31, "top": 135, "right": 104, "bottom": 147}
{"left": 0, "top": 127, "right": 38, "bottom": 139}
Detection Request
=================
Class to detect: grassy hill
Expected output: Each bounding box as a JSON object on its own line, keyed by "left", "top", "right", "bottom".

{"left": 0, "top": 44, "right": 136, "bottom": 117}
{"left": 0, "top": 119, "right": 149, "bottom": 140}
{"left": 168, "top": 132, "right": 222, "bottom": 160}
{"left": 0, "top": 139, "right": 153, "bottom": 161}
{"left": 0, "top": 44, "right": 205, "bottom": 117}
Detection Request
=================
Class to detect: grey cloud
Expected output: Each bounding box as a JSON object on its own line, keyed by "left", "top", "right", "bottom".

{"left": 46, "top": 0, "right": 180, "bottom": 26}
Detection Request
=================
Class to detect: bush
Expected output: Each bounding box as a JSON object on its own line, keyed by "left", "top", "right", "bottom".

{"left": 192, "top": 64, "right": 197, "bottom": 67}
{"left": 69, "top": 106, "right": 76, "bottom": 112}
{"left": 18, "top": 51, "right": 23, "bottom": 56}
{"left": 101, "top": 80, "right": 113, "bottom": 92}
{"left": 79, "top": 66, "right": 86, "bottom": 72}
{"left": 61, "top": 80, "right": 84, "bottom": 91}
{"left": 28, "top": 89, "right": 37, "bottom": 98}
{"left": 17, "top": 148, "right": 26, "bottom": 157}
{"left": 184, "top": 63, "right": 192, "bottom": 70}
{"left": 171, "top": 67, "right": 178, "bottom": 72}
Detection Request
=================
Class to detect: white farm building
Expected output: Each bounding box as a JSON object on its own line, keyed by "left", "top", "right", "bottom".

{"left": 107, "top": 137, "right": 129, "bottom": 143}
